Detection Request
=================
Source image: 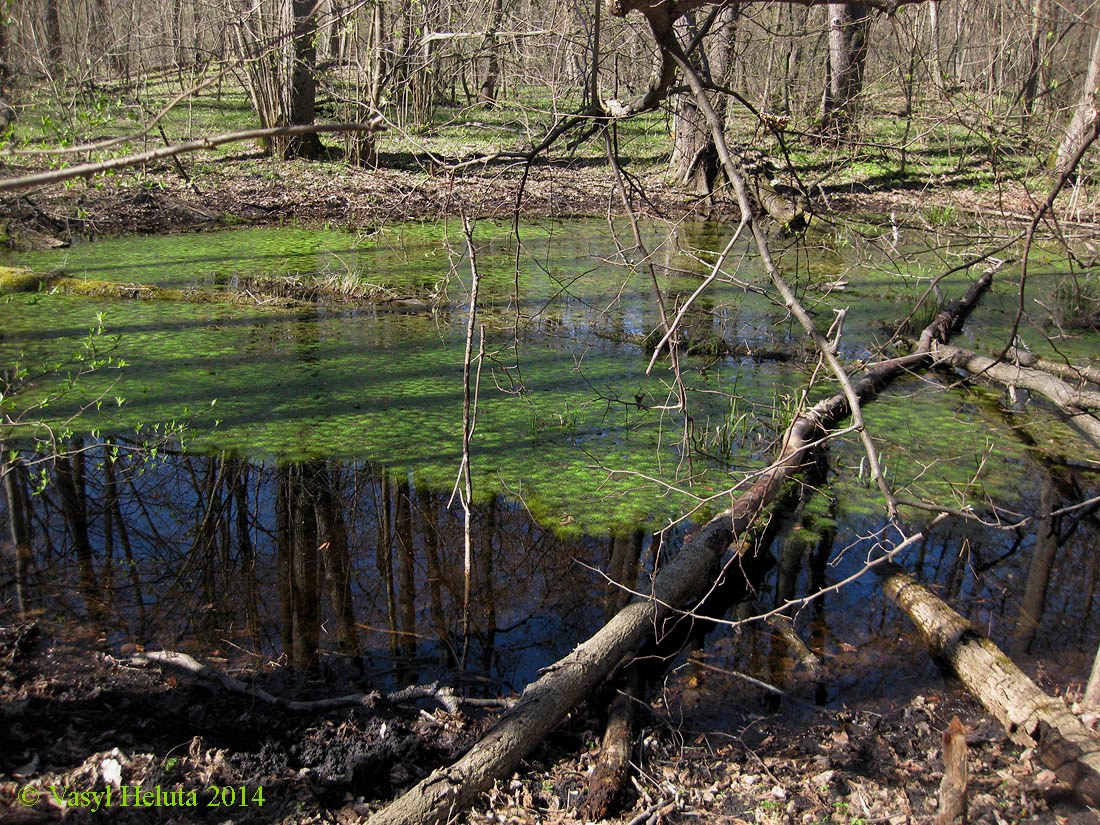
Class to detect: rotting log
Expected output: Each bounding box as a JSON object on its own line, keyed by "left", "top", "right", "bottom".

{"left": 934, "top": 342, "right": 1100, "bottom": 448}
{"left": 878, "top": 563, "right": 1100, "bottom": 807}
{"left": 936, "top": 717, "right": 968, "bottom": 825}
{"left": 366, "top": 273, "right": 994, "bottom": 825}
{"left": 583, "top": 667, "right": 638, "bottom": 820}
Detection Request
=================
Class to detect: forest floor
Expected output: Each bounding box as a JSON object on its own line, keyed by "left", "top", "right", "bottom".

{"left": 3, "top": 141, "right": 1093, "bottom": 251}
{"left": 1, "top": 622, "right": 1097, "bottom": 825}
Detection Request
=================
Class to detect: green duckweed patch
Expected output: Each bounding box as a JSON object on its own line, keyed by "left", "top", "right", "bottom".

{"left": 3, "top": 219, "right": 1097, "bottom": 535}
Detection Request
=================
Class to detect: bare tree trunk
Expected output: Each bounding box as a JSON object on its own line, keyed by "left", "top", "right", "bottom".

{"left": 276, "top": 465, "right": 294, "bottom": 658}
{"left": 1011, "top": 472, "right": 1059, "bottom": 656}
{"left": 396, "top": 478, "right": 416, "bottom": 658}
{"left": 315, "top": 464, "right": 359, "bottom": 658}
{"left": 670, "top": 8, "right": 734, "bottom": 197}
{"left": 1056, "top": 21, "right": 1100, "bottom": 175}
{"left": 44, "top": 0, "right": 63, "bottom": 75}
{"left": 378, "top": 467, "right": 398, "bottom": 655}
{"left": 417, "top": 486, "right": 449, "bottom": 651}
{"left": 171, "top": 0, "right": 185, "bottom": 67}
{"left": 928, "top": 1, "right": 939, "bottom": 80}
{"left": 290, "top": 463, "right": 321, "bottom": 671}
{"left": 1022, "top": 0, "right": 1042, "bottom": 118}
{"left": 89, "top": 0, "right": 112, "bottom": 76}
{"left": 233, "top": 460, "right": 261, "bottom": 652}
{"left": 0, "top": 8, "right": 8, "bottom": 100}
{"left": 287, "top": 0, "right": 324, "bottom": 157}
{"left": 478, "top": 494, "right": 497, "bottom": 672}
{"left": 479, "top": 0, "right": 505, "bottom": 107}
{"left": 328, "top": 0, "right": 343, "bottom": 63}
{"left": 604, "top": 528, "right": 643, "bottom": 617}
{"left": 103, "top": 447, "right": 146, "bottom": 643}
{"left": 821, "top": 3, "right": 871, "bottom": 130}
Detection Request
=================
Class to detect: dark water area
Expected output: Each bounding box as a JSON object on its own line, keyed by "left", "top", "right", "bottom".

{"left": 2, "top": 218, "right": 1099, "bottom": 710}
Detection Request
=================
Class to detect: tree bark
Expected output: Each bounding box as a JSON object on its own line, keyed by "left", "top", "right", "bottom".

{"left": 1056, "top": 20, "right": 1100, "bottom": 176}
{"left": 396, "top": 478, "right": 416, "bottom": 659}
{"left": 55, "top": 445, "right": 105, "bottom": 629}
{"left": 1085, "top": 638, "right": 1100, "bottom": 706}
{"left": 378, "top": 468, "right": 398, "bottom": 656}
{"left": 479, "top": 0, "right": 505, "bottom": 107}
{"left": 1012, "top": 351, "right": 1100, "bottom": 387}
{"left": 1022, "top": 0, "right": 1042, "bottom": 118}
{"left": 670, "top": 8, "right": 734, "bottom": 197}
{"left": 821, "top": 3, "right": 872, "bottom": 130}
{"left": 315, "top": 463, "right": 359, "bottom": 658}
{"left": 1011, "top": 472, "right": 1058, "bottom": 657}
{"left": 3, "top": 454, "right": 33, "bottom": 618}
{"left": 936, "top": 717, "right": 968, "bottom": 825}
{"left": 290, "top": 462, "right": 321, "bottom": 671}
{"left": 582, "top": 667, "right": 637, "bottom": 820}
{"left": 104, "top": 447, "right": 146, "bottom": 644}
{"left": 879, "top": 562, "right": 1100, "bottom": 806}
{"left": 233, "top": 460, "right": 260, "bottom": 652}
{"left": 44, "top": 0, "right": 63, "bottom": 75}
{"left": 286, "top": 0, "right": 325, "bottom": 158}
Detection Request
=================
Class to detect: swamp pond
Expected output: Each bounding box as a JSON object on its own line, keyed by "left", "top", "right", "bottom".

{"left": 1, "top": 217, "right": 1098, "bottom": 708}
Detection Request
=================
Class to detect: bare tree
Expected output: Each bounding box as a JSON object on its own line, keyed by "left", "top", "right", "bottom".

{"left": 821, "top": 3, "right": 872, "bottom": 129}
{"left": 1056, "top": 19, "right": 1100, "bottom": 175}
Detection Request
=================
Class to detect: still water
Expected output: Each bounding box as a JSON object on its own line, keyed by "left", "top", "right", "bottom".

{"left": 1, "top": 218, "right": 1097, "bottom": 700}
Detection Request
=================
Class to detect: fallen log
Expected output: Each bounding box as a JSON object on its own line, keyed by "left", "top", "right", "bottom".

{"left": 366, "top": 274, "right": 994, "bottom": 825}
{"left": 934, "top": 342, "right": 1100, "bottom": 448}
{"left": 1010, "top": 348, "right": 1100, "bottom": 388}
{"left": 583, "top": 666, "right": 639, "bottom": 820}
{"left": 878, "top": 563, "right": 1100, "bottom": 806}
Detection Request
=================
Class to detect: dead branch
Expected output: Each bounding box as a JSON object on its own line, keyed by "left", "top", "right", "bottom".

{"left": 0, "top": 121, "right": 385, "bottom": 193}
{"left": 1010, "top": 349, "right": 1100, "bottom": 387}
{"left": 583, "top": 668, "right": 638, "bottom": 820}
{"left": 126, "top": 650, "right": 465, "bottom": 713}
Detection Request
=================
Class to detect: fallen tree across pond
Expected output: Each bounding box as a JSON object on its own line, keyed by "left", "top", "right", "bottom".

{"left": 365, "top": 272, "right": 994, "bottom": 825}
{"left": 934, "top": 342, "right": 1100, "bottom": 448}
{"left": 878, "top": 562, "right": 1100, "bottom": 807}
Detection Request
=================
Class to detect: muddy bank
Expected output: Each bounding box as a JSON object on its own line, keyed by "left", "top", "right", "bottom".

{"left": 2, "top": 622, "right": 1097, "bottom": 824}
